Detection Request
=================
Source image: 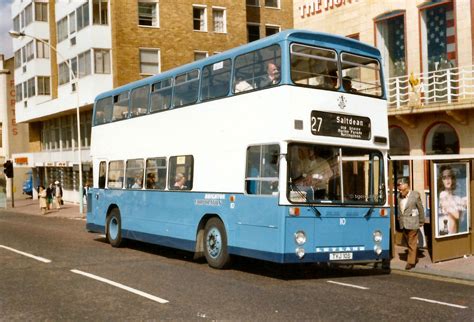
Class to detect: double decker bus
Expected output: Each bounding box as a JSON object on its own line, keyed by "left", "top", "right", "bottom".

{"left": 86, "top": 30, "right": 389, "bottom": 269}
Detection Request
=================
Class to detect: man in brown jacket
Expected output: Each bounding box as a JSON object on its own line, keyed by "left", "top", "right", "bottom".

{"left": 397, "top": 177, "right": 425, "bottom": 270}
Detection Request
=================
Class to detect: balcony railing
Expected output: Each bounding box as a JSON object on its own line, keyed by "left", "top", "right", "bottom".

{"left": 386, "top": 65, "right": 474, "bottom": 108}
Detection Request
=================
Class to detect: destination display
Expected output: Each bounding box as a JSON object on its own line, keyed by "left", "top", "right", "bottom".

{"left": 310, "top": 111, "right": 371, "bottom": 140}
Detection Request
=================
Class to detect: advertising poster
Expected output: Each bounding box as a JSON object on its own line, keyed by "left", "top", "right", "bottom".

{"left": 434, "top": 162, "right": 470, "bottom": 238}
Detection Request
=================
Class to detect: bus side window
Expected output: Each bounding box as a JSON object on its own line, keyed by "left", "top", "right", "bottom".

{"left": 234, "top": 45, "right": 281, "bottom": 93}
{"left": 94, "top": 96, "right": 113, "bottom": 125}
{"left": 173, "top": 70, "right": 199, "bottom": 108}
{"left": 126, "top": 159, "right": 144, "bottom": 189}
{"left": 130, "top": 85, "right": 150, "bottom": 118}
{"left": 112, "top": 91, "right": 130, "bottom": 121}
{"left": 150, "top": 78, "right": 173, "bottom": 113}
{"left": 168, "top": 155, "right": 193, "bottom": 191}
{"left": 98, "top": 161, "right": 106, "bottom": 189}
{"left": 107, "top": 160, "right": 124, "bottom": 189}
{"left": 201, "top": 59, "right": 231, "bottom": 101}
{"left": 145, "top": 157, "right": 167, "bottom": 190}
{"left": 245, "top": 145, "right": 280, "bottom": 195}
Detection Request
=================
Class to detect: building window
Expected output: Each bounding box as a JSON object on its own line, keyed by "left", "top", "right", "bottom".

{"left": 425, "top": 123, "right": 459, "bottom": 155}
{"left": 36, "top": 39, "right": 49, "bottom": 59}
{"left": 78, "top": 50, "right": 92, "bottom": 78}
{"left": 27, "top": 77, "right": 35, "bottom": 98}
{"left": 194, "top": 51, "right": 208, "bottom": 61}
{"left": 94, "top": 49, "right": 111, "bottom": 74}
{"left": 246, "top": 0, "right": 259, "bottom": 6}
{"left": 265, "top": 25, "right": 280, "bottom": 36}
{"left": 69, "top": 12, "right": 76, "bottom": 34}
{"left": 265, "top": 0, "right": 279, "bottom": 8}
{"left": 138, "top": 1, "right": 159, "bottom": 27}
{"left": 193, "top": 6, "right": 207, "bottom": 32}
{"left": 13, "top": 15, "right": 20, "bottom": 32}
{"left": 247, "top": 24, "right": 260, "bottom": 42}
{"left": 23, "top": 41, "right": 34, "bottom": 62}
{"left": 37, "top": 76, "right": 51, "bottom": 95}
{"left": 23, "top": 4, "right": 33, "bottom": 28}
{"left": 34, "top": 2, "right": 48, "bottom": 22}
{"left": 93, "top": 0, "right": 108, "bottom": 25}
{"left": 15, "top": 84, "right": 22, "bottom": 102}
{"left": 57, "top": 17, "right": 68, "bottom": 43}
{"left": 139, "top": 48, "right": 160, "bottom": 75}
{"left": 376, "top": 14, "right": 406, "bottom": 78}
{"left": 70, "top": 57, "right": 78, "bottom": 79}
{"left": 212, "top": 7, "right": 226, "bottom": 33}
{"left": 58, "top": 62, "right": 70, "bottom": 85}
{"left": 77, "top": 2, "right": 90, "bottom": 31}
{"left": 14, "top": 50, "right": 21, "bottom": 69}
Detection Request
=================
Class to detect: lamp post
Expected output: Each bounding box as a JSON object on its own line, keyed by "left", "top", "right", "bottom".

{"left": 9, "top": 30, "right": 84, "bottom": 214}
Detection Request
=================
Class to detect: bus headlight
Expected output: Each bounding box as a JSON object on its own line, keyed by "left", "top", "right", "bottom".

{"left": 373, "top": 230, "right": 382, "bottom": 243}
{"left": 296, "top": 247, "right": 305, "bottom": 259}
{"left": 294, "top": 231, "right": 306, "bottom": 245}
{"left": 374, "top": 245, "right": 382, "bottom": 256}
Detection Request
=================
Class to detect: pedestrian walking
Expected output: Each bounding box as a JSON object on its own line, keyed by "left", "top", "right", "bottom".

{"left": 397, "top": 177, "right": 425, "bottom": 270}
{"left": 38, "top": 185, "right": 47, "bottom": 215}
{"left": 46, "top": 183, "right": 54, "bottom": 210}
{"left": 53, "top": 181, "right": 63, "bottom": 210}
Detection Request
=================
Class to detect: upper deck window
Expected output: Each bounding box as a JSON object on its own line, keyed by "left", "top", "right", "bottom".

{"left": 233, "top": 44, "right": 281, "bottom": 93}
{"left": 173, "top": 70, "right": 200, "bottom": 107}
{"left": 94, "top": 97, "right": 113, "bottom": 125}
{"left": 290, "top": 44, "right": 339, "bottom": 90}
{"left": 112, "top": 92, "right": 130, "bottom": 121}
{"left": 130, "top": 85, "right": 150, "bottom": 117}
{"left": 341, "top": 53, "right": 382, "bottom": 97}
{"left": 201, "top": 59, "right": 231, "bottom": 101}
{"left": 150, "top": 78, "right": 172, "bottom": 112}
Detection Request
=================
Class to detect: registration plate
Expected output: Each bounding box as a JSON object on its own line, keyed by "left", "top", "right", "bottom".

{"left": 329, "top": 252, "right": 353, "bottom": 260}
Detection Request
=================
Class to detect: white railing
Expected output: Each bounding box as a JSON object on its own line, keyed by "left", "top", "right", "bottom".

{"left": 386, "top": 65, "right": 474, "bottom": 108}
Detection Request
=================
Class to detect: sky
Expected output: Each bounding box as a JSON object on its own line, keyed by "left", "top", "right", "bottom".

{"left": 0, "top": 0, "right": 13, "bottom": 58}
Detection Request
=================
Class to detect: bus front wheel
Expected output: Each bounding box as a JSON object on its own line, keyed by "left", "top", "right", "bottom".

{"left": 203, "top": 218, "right": 230, "bottom": 269}
{"left": 107, "top": 208, "right": 123, "bottom": 247}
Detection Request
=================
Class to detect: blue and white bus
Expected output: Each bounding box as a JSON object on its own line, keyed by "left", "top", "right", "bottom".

{"left": 86, "top": 30, "right": 390, "bottom": 269}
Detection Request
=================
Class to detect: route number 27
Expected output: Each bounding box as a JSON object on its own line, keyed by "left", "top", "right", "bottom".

{"left": 311, "top": 116, "right": 323, "bottom": 133}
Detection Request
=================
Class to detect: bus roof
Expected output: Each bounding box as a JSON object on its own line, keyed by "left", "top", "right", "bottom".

{"left": 95, "top": 29, "right": 382, "bottom": 101}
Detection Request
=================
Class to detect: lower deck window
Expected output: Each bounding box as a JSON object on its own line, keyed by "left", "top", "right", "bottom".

{"left": 108, "top": 160, "right": 124, "bottom": 189}
{"left": 245, "top": 144, "right": 280, "bottom": 195}
{"left": 168, "top": 155, "right": 193, "bottom": 190}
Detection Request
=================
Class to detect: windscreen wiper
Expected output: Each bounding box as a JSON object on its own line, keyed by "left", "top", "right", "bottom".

{"left": 290, "top": 181, "right": 321, "bottom": 217}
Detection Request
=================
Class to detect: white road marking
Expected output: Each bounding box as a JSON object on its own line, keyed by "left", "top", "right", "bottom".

{"left": 70, "top": 269, "right": 169, "bottom": 304}
{"left": 0, "top": 245, "right": 52, "bottom": 263}
{"left": 327, "top": 280, "right": 369, "bottom": 290}
{"left": 411, "top": 297, "right": 468, "bottom": 309}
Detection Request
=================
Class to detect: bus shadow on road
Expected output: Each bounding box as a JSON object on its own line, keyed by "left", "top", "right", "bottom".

{"left": 94, "top": 236, "right": 390, "bottom": 280}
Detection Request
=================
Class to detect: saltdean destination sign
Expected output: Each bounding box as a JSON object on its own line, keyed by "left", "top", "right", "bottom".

{"left": 310, "top": 110, "right": 371, "bottom": 140}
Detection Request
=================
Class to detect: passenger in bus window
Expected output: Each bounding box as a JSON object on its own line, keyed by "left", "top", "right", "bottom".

{"left": 259, "top": 62, "right": 280, "bottom": 88}
{"left": 173, "top": 173, "right": 187, "bottom": 190}
{"left": 235, "top": 74, "right": 254, "bottom": 93}
{"left": 324, "top": 69, "right": 338, "bottom": 89}
{"left": 131, "top": 177, "right": 143, "bottom": 189}
{"left": 146, "top": 173, "right": 156, "bottom": 189}
{"left": 342, "top": 76, "right": 357, "bottom": 93}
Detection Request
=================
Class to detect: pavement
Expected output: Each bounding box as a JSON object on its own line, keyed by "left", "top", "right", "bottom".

{"left": 2, "top": 198, "right": 473, "bottom": 282}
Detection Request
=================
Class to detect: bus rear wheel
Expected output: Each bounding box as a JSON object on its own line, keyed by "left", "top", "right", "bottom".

{"left": 107, "top": 208, "right": 123, "bottom": 247}
{"left": 204, "top": 218, "right": 230, "bottom": 269}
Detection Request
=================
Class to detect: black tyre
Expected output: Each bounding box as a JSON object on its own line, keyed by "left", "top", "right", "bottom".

{"left": 203, "top": 218, "right": 231, "bottom": 269}
{"left": 106, "top": 208, "right": 123, "bottom": 247}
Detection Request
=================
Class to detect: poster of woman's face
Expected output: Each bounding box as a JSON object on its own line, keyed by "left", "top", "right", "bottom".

{"left": 434, "top": 162, "right": 470, "bottom": 238}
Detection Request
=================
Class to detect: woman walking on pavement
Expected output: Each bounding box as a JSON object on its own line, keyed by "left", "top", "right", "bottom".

{"left": 38, "top": 185, "right": 48, "bottom": 215}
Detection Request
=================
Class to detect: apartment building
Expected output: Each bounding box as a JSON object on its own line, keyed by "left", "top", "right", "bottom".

{"left": 10, "top": 0, "right": 293, "bottom": 203}
{"left": 294, "top": 0, "right": 474, "bottom": 260}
